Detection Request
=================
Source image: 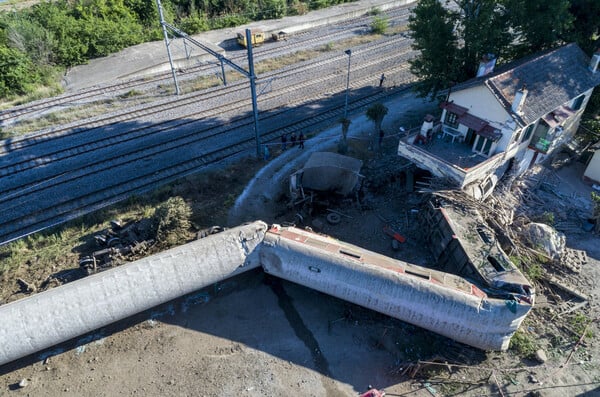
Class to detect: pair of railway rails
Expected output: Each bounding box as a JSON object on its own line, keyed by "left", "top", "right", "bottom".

{"left": 0, "top": 6, "right": 419, "bottom": 245}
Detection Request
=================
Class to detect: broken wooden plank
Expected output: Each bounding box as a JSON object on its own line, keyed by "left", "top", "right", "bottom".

{"left": 326, "top": 208, "right": 353, "bottom": 219}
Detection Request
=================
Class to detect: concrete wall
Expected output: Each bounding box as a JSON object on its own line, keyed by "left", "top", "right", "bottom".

{"left": 397, "top": 137, "right": 467, "bottom": 183}
{"left": 267, "top": 0, "right": 417, "bottom": 35}
{"left": 462, "top": 152, "right": 506, "bottom": 188}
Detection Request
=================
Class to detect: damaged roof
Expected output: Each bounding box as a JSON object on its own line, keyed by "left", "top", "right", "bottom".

{"left": 484, "top": 43, "right": 600, "bottom": 126}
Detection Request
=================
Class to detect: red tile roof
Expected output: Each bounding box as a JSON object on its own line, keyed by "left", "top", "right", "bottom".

{"left": 440, "top": 101, "right": 468, "bottom": 116}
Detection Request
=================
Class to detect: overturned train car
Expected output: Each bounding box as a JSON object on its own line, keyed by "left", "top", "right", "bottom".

{"left": 0, "top": 220, "right": 533, "bottom": 367}
{"left": 261, "top": 224, "right": 533, "bottom": 351}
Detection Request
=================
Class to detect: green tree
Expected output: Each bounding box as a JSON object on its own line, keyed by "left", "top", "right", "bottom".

{"left": 371, "top": 15, "right": 388, "bottom": 35}
{"left": 568, "top": 0, "right": 600, "bottom": 54}
{"left": 592, "top": 192, "right": 600, "bottom": 234}
{"left": 408, "top": 0, "right": 575, "bottom": 99}
{"left": 255, "top": 0, "right": 287, "bottom": 20}
{"left": 152, "top": 196, "right": 192, "bottom": 245}
{"left": 453, "top": 0, "right": 512, "bottom": 79}
{"left": 0, "top": 45, "right": 39, "bottom": 97}
{"left": 178, "top": 11, "right": 210, "bottom": 34}
{"left": 408, "top": 0, "right": 459, "bottom": 98}
{"left": 366, "top": 103, "right": 388, "bottom": 149}
{"left": 505, "top": 0, "right": 574, "bottom": 58}
{"left": 30, "top": 1, "right": 88, "bottom": 66}
{"left": 124, "top": 0, "right": 159, "bottom": 26}
{"left": 2, "top": 14, "right": 54, "bottom": 65}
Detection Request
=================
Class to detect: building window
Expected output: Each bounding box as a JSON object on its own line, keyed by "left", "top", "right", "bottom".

{"left": 572, "top": 94, "right": 585, "bottom": 111}
{"left": 445, "top": 112, "right": 458, "bottom": 128}
{"left": 521, "top": 124, "right": 534, "bottom": 143}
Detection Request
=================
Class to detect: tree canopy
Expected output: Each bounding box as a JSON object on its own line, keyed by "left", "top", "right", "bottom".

{"left": 0, "top": 0, "right": 355, "bottom": 99}
{"left": 408, "top": 0, "right": 599, "bottom": 99}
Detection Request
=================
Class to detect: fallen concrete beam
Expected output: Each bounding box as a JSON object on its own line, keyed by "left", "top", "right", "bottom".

{"left": 0, "top": 221, "right": 267, "bottom": 367}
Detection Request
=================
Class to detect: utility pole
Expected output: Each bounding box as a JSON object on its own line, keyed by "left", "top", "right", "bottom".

{"left": 246, "top": 29, "right": 261, "bottom": 158}
{"left": 156, "top": 0, "right": 180, "bottom": 95}
{"left": 154, "top": 1, "right": 262, "bottom": 157}
{"left": 343, "top": 49, "right": 352, "bottom": 119}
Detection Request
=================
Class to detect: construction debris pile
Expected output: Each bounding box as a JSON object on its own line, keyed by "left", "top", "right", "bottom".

{"left": 417, "top": 163, "right": 595, "bottom": 353}
{"left": 79, "top": 219, "right": 155, "bottom": 275}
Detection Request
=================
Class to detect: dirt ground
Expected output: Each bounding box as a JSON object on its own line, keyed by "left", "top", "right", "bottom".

{"left": 2, "top": 92, "right": 600, "bottom": 397}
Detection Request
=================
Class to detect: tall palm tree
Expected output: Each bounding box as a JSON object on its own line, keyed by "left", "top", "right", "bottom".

{"left": 366, "top": 103, "right": 388, "bottom": 149}
{"left": 338, "top": 117, "right": 351, "bottom": 154}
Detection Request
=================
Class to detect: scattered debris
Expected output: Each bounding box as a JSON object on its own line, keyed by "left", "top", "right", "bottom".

{"left": 359, "top": 387, "right": 386, "bottom": 397}
{"left": 382, "top": 225, "right": 406, "bottom": 243}
{"left": 326, "top": 208, "right": 353, "bottom": 219}
{"left": 197, "top": 225, "right": 225, "bottom": 239}
{"left": 79, "top": 219, "right": 155, "bottom": 275}
{"left": 535, "top": 349, "right": 548, "bottom": 363}
{"left": 326, "top": 212, "right": 341, "bottom": 225}
{"left": 16, "top": 278, "right": 36, "bottom": 294}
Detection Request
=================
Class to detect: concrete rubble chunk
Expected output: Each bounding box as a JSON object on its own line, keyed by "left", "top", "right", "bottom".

{"left": 535, "top": 349, "right": 548, "bottom": 363}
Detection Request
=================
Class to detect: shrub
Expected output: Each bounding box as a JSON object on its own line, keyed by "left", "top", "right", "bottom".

{"left": 371, "top": 16, "right": 388, "bottom": 35}
{"left": 509, "top": 330, "right": 538, "bottom": 358}
{"left": 152, "top": 196, "right": 192, "bottom": 245}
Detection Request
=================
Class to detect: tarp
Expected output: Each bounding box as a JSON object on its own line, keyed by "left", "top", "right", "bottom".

{"left": 296, "top": 152, "right": 363, "bottom": 196}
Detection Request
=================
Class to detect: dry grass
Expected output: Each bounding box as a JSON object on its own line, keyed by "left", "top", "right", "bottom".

{"left": 0, "top": 157, "right": 264, "bottom": 302}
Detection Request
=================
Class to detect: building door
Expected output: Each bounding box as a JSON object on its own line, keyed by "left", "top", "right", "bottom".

{"left": 465, "top": 128, "right": 476, "bottom": 146}
{"left": 474, "top": 135, "right": 493, "bottom": 156}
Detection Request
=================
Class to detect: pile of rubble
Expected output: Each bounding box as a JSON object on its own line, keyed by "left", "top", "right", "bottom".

{"left": 420, "top": 164, "right": 594, "bottom": 324}
{"left": 79, "top": 219, "right": 155, "bottom": 275}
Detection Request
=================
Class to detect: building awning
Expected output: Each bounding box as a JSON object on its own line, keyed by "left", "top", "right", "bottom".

{"left": 542, "top": 105, "right": 576, "bottom": 129}
{"left": 478, "top": 125, "right": 502, "bottom": 142}
{"left": 457, "top": 112, "right": 488, "bottom": 132}
{"left": 441, "top": 101, "right": 501, "bottom": 141}
{"left": 440, "top": 101, "right": 468, "bottom": 116}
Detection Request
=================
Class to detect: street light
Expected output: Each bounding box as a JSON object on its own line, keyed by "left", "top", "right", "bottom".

{"left": 343, "top": 49, "right": 352, "bottom": 119}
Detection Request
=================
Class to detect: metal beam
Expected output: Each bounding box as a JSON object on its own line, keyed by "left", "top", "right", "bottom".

{"left": 161, "top": 21, "right": 249, "bottom": 78}
{"left": 155, "top": 0, "right": 180, "bottom": 95}
{"left": 154, "top": 1, "right": 261, "bottom": 157}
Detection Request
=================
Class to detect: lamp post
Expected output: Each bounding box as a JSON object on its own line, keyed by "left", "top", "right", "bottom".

{"left": 343, "top": 49, "right": 352, "bottom": 119}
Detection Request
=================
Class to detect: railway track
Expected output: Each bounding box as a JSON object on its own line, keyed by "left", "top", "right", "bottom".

{"left": 0, "top": 6, "right": 412, "bottom": 126}
{"left": 0, "top": 7, "right": 420, "bottom": 245}
{"left": 0, "top": 36, "right": 413, "bottom": 158}
{"left": 0, "top": 82, "right": 415, "bottom": 245}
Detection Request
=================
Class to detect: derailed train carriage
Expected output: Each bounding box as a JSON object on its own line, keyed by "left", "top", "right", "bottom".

{"left": 0, "top": 213, "right": 534, "bottom": 366}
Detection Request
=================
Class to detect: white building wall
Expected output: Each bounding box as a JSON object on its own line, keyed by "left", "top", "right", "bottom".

{"left": 449, "top": 85, "right": 511, "bottom": 126}
{"left": 584, "top": 150, "right": 600, "bottom": 183}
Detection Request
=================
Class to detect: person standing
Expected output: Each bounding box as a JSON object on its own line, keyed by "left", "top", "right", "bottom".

{"left": 290, "top": 132, "right": 297, "bottom": 147}
{"left": 298, "top": 133, "right": 305, "bottom": 149}
{"left": 281, "top": 134, "right": 287, "bottom": 151}
{"left": 379, "top": 73, "right": 386, "bottom": 87}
